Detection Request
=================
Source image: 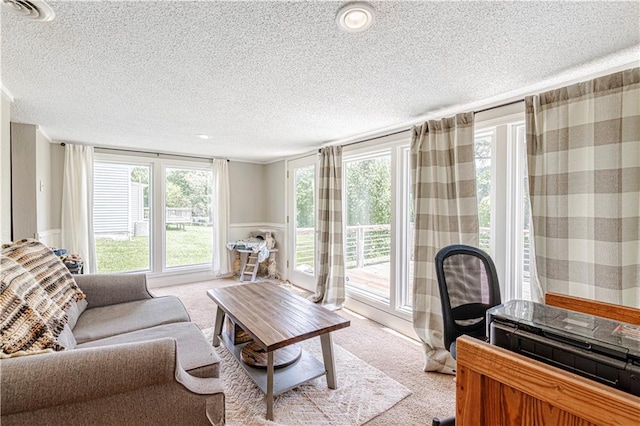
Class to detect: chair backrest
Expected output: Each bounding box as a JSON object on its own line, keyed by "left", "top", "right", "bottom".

{"left": 435, "top": 244, "right": 501, "bottom": 354}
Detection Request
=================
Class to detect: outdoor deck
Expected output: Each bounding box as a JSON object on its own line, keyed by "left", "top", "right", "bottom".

{"left": 346, "top": 261, "right": 531, "bottom": 301}
{"left": 346, "top": 262, "right": 395, "bottom": 300}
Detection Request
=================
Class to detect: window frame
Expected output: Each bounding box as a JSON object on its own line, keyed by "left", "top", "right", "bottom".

{"left": 93, "top": 152, "right": 214, "bottom": 281}
{"left": 341, "top": 131, "right": 415, "bottom": 330}
{"left": 474, "top": 109, "right": 535, "bottom": 302}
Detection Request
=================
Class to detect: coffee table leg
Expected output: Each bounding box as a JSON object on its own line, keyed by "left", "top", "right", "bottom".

{"left": 212, "top": 307, "right": 225, "bottom": 347}
{"left": 320, "top": 333, "right": 337, "bottom": 389}
{"left": 267, "top": 351, "right": 274, "bottom": 420}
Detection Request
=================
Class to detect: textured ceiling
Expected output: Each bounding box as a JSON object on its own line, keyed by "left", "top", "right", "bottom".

{"left": 1, "top": 1, "right": 639, "bottom": 163}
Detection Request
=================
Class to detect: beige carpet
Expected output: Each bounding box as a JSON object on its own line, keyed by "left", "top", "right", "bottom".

{"left": 201, "top": 328, "right": 411, "bottom": 425}
{"left": 153, "top": 279, "right": 456, "bottom": 425}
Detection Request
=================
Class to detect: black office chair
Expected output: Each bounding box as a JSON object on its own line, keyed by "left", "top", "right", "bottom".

{"left": 432, "top": 244, "right": 501, "bottom": 426}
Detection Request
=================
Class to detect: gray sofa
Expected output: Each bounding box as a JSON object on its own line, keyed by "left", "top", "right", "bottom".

{"left": 1, "top": 273, "right": 225, "bottom": 425}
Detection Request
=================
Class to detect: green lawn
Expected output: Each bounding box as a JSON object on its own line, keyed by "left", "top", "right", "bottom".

{"left": 96, "top": 225, "right": 213, "bottom": 273}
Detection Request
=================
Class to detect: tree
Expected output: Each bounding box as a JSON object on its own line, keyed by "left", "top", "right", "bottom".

{"left": 131, "top": 166, "right": 150, "bottom": 209}
{"left": 165, "top": 169, "right": 212, "bottom": 218}
{"left": 295, "top": 167, "right": 315, "bottom": 228}
{"left": 345, "top": 157, "right": 391, "bottom": 226}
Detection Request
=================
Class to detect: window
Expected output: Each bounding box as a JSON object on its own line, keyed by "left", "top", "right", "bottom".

{"left": 94, "top": 161, "right": 151, "bottom": 274}
{"left": 475, "top": 113, "right": 535, "bottom": 302}
{"left": 344, "top": 153, "right": 392, "bottom": 301}
{"left": 164, "top": 167, "right": 212, "bottom": 268}
{"left": 475, "top": 130, "right": 494, "bottom": 253}
{"left": 340, "top": 136, "right": 415, "bottom": 333}
{"left": 287, "top": 156, "right": 318, "bottom": 292}
{"left": 94, "top": 154, "right": 213, "bottom": 276}
{"left": 288, "top": 109, "right": 533, "bottom": 337}
{"left": 294, "top": 165, "right": 315, "bottom": 276}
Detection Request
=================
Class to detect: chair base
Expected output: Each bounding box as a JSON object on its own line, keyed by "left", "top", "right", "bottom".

{"left": 432, "top": 415, "right": 455, "bottom": 426}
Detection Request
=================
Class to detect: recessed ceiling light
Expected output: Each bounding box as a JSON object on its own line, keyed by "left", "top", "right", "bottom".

{"left": 196, "top": 134, "right": 211, "bottom": 140}
{"left": 336, "top": 2, "right": 375, "bottom": 33}
{"left": 1, "top": 0, "right": 55, "bottom": 22}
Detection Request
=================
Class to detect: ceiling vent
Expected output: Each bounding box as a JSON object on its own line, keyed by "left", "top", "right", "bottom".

{"left": 1, "top": 0, "right": 55, "bottom": 21}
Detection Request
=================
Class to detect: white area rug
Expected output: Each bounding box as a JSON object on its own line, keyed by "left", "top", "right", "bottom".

{"left": 202, "top": 328, "right": 412, "bottom": 425}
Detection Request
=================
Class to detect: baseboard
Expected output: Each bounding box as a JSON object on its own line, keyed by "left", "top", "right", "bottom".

{"left": 343, "top": 296, "right": 419, "bottom": 341}
{"left": 147, "top": 268, "right": 223, "bottom": 288}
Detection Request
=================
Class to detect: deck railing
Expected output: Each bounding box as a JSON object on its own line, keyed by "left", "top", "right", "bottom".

{"left": 295, "top": 225, "right": 392, "bottom": 269}
{"left": 295, "top": 225, "right": 531, "bottom": 283}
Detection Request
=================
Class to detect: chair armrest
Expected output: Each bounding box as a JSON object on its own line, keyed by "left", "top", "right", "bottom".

{"left": 74, "top": 273, "right": 153, "bottom": 307}
{"left": 0, "top": 338, "right": 222, "bottom": 415}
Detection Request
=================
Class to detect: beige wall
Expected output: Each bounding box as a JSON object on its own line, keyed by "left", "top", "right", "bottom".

{"left": 35, "top": 132, "right": 63, "bottom": 232}
{"left": 49, "top": 143, "right": 64, "bottom": 231}
{"left": 227, "top": 160, "right": 287, "bottom": 277}
{"left": 9, "top": 123, "right": 63, "bottom": 242}
{"left": 228, "top": 161, "right": 265, "bottom": 224}
{"left": 11, "top": 123, "right": 38, "bottom": 240}
{"left": 263, "top": 160, "right": 285, "bottom": 224}
{"left": 0, "top": 92, "right": 11, "bottom": 241}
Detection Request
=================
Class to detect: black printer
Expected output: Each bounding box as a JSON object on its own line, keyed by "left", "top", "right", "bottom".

{"left": 487, "top": 300, "right": 640, "bottom": 396}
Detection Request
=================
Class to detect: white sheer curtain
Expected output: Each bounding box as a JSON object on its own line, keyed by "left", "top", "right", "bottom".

{"left": 211, "top": 159, "right": 231, "bottom": 277}
{"left": 61, "top": 144, "right": 97, "bottom": 274}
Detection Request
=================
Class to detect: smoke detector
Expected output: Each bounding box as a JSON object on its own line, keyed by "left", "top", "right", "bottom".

{"left": 1, "top": 0, "right": 55, "bottom": 21}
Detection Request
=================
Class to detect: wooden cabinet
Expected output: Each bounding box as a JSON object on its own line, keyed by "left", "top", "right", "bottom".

{"left": 455, "top": 294, "right": 640, "bottom": 426}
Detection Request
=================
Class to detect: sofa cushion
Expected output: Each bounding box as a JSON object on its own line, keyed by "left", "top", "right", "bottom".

{"left": 73, "top": 296, "right": 190, "bottom": 344}
{"left": 1, "top": 239, "right": 85, "bottom": 312}
{"left": 57, "top": 324, "right": 77, "bottom": 350}
{"left": 66, "top": 298, "right": 88, "bottom": 330}
{"left": 77, "top": 322, "right": 220, "bottom": 376}
{"left": 0, "top": 256, "right": 68, "bottom": 338}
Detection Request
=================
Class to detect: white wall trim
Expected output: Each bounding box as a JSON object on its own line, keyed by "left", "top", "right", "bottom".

{"left": 1, "top": 83, "right": 15, "bottom": 102}
{"left": 229, "top": 222, "right": 285, "bottom": 229}
{"left": 146, "top": 268, "right": 227, "bottom": 288}
{"left": 37, "top": 127, "right": 52, "bottom": 142}
{"left": 36, "top": 228, "right": 62, "bottom": 247}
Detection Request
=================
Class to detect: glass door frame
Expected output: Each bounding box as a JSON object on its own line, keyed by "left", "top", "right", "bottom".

{"left": 341, "top": 133, "right": 413, "bottom": 325}
{"left": 286, "top": 155, "right": 318, "bottom": 292}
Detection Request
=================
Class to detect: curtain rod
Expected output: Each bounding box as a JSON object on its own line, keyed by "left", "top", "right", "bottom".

{"left": 320, "top": 98, "right": 525, "bottom": 152}
{"left": 59, "top": 143, "right": 229, "bottom": 162}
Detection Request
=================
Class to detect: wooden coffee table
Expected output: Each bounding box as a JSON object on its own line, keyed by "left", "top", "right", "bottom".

{"left": 207, "top": 283, "right": 350, "bottom": 421}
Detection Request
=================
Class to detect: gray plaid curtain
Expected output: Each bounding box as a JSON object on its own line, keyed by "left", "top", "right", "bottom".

{"left": 310, "top": 146, "right": 345, "bottom": 310}
{"left": 411, "top": 113, "right": 478, "bottom": 374}
{"left": 526, "top": 67, "right": 640, "bottom": 306}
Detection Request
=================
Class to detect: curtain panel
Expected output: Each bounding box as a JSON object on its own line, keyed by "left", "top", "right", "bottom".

{"left": 525, "top": 67, "right": 640, "bottom": 306}
{"left": 211, "top": 159, "right": 231, "bottom": 277}
{"left": 411, "top": 112, "right": 478, "bottom": 374}
{"left": 61, "top": 144, "right": 97, "bottom": 274}
{"left": 310, "top": 146, "right": 345, "bottom": 310}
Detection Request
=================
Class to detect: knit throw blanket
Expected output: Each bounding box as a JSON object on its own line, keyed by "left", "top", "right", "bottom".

{"left": 1, "top": 239, "right": 85, "bottom": 355}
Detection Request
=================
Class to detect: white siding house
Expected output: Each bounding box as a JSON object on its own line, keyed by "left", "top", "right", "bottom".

{"left": 94, "top": 163, "right": 146, "bottom": 237}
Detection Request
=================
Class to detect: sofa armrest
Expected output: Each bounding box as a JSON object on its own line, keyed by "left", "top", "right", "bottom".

{"left": 1, "top": 339, "right": 225, "bottom": 425}
{"left": 74, "top": 273, "right": 153, "bottom": 307}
